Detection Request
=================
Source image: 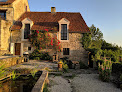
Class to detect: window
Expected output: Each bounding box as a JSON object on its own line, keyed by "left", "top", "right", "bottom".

{"left": 24, "top": 24, "right": 30, "bottom": 39}
{"left": 61, "top": 24, "right": 68, "bottom": 40}
{"left": 63, "top": 48, "right": 69, "bottom": 55}
{"left": 0, "top": 10, "right": 6, "bottom": 20}
{"left": 28, "top": 47, "right": 31, "bottom": 51}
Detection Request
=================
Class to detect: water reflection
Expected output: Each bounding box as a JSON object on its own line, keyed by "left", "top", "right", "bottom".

{"left": 0, "top": 71, "right": 42, "bottom": 92}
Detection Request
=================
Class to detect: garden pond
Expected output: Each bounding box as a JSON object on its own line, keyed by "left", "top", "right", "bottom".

{"left": 0, "top": 71, "right": 42, "bottom": 92}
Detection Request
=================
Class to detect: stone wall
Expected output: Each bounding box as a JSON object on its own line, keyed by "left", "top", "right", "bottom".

{"left": 0, "top": 19, "right": 11, "bottom": 52}
{"left": 48, "top": 32, "right": 88, "bottom": 65}
{"left": 60, "top": 33, "right": 88, "bottom": 65}
{"left": 0, "top": 56, "right": 25, "bottom": 68}
{"left": 23, "top": 42, "right": 33, "bottom": 53}
{"left": 0, "top": 6, "right": 14, "bottom": 53}
{"left": 32, "top": 71, "right": 49, "bottom": 92}
{"left": 12, "top": 0, "right": 30, "bottom": 20}
{"left": 0, "top": 6, "right": 14, "bottom": 21}
{"left": 11, "top": 30, "right": 21, "bottom": 43}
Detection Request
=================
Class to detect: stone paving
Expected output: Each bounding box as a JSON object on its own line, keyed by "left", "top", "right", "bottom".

{"left": 0, "top": 60, "right": 58, "bottom": 80}
{"left": 9, "top": 60, "right": 58, "bottom": 70}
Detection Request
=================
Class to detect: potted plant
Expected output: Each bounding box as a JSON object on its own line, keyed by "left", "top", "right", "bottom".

{"left": 58, "top": 60, "right": 63, "bottom": 69}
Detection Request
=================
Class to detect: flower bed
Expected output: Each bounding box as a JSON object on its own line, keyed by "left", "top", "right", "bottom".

{"left": 98, "top": 58, "right": 112, "bottom": 82}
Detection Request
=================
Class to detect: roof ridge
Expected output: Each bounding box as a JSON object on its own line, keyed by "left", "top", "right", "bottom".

{"left": 26, "top": 11, "right": 80, "bottom": 14}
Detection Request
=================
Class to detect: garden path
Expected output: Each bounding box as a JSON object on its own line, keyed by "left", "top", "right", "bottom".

{"left": 49, "top": 69, "right": 122, "bottom": 92}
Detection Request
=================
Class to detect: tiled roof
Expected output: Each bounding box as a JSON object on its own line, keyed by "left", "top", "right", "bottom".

{"left": 0, "top": 0, "right": 15, "bottom": 5}
{"left": 11, "top": 12, "right": 90, "bottom": 33}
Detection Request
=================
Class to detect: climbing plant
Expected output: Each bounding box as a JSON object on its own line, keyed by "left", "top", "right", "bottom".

{"left": 29, "top": 29, "right": 61, "bottom": 52}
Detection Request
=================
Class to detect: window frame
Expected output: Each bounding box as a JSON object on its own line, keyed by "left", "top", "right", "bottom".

{"left": 58, "top": 18, "right": 70, "bottom": 41}
{"left": 61, "top": 24, "right": 68, "bottom": 40}
{"left": 28, "top": 47, "right": 31, "bottom": 51}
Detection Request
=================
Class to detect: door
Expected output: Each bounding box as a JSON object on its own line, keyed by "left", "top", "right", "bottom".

{"left": 15, "top": 43, "right": 21, "bottom": 55}
{"left": 89, "top": 53, "right": 93, "bottom": 68}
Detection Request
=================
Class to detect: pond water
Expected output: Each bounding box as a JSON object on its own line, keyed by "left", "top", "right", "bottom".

{"left": 0, "top": 71, "right": 42, "bottom": 92}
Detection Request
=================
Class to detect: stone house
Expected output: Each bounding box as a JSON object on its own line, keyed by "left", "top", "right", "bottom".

{"left": 0, "top": 0, "right": 90, "bottom": 65}
{"left": 0, "top": 0, "right": 30, "bottom": 55}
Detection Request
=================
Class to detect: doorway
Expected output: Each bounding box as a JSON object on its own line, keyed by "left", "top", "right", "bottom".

{"left": 15, "top": 43, "right": 21, "bottom": 55}
{"left": 88, "top": 52, "right": 93, "bottom": 68}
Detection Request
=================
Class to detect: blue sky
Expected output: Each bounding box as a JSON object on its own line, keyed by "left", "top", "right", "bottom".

{"left": 28, "top": 0, "right": 122, "bottom": 46}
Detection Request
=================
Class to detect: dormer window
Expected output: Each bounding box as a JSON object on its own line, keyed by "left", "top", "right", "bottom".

{"left": 61, "top": 24, "right": 68, "bottom": 40}
{"left": 0, "top": 10, "right": 6, "bottom": 20}
{"left": 24, "top": 24, "right": 30, "bottom": 39}
{"left": 58, "top": 18, "right": 70, "bottom": 41}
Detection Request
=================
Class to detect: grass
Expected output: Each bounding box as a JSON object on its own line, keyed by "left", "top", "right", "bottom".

{"left": 43, "top": 83, "right": 50, "bottom": 92}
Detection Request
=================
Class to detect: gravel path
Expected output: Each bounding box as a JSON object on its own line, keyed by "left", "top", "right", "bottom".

{"left": 48, "top": 69, "right": 122, "bottom": 92}
{"left": 49, "top": 76, "right": 72, "bottom": 92}
{"left": 72, "top": 74, "right": 122, "bottom": 92}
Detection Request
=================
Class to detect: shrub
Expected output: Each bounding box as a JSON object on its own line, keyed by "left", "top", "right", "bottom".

{"left": 79, "top": 61, "right": 88, "bottom": 69}
{"left": 96, "top": 59, "right": 104, "bottom": 66}
{"left": 63, "top": 63, "right": 69, "bottom": 72}
{"left": 112, "top": 63, "right": 122, "bottom": 76}
{"left": 59, "top": 59, "right": 69, "bottom": 72}
{"left": 0, "top": 63, "right": 6, "bottom": 79}
{"left": 98, "top": 59, "right": 112, "bottom": 82}
{"left": 40, "top": 52, "right": 52, "bottom": 61}
{"left": 29, "top": 49, "right": 52, "bottom": 61}
{"left": 29, "top": 49, "right": 40, "bottom": 60}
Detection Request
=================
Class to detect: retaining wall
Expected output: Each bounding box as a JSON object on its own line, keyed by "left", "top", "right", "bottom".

{"left": 32, "top": 71, "right": 49, "bottom": 92}
{"left": 0, "top": 56, "right": 25, "bottom": 68}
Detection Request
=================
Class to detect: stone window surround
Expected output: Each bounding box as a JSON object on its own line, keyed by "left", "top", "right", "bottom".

{"left": 58, "top": 18, "right": 70, "bottom": 42}
{"left": 21, "top": 18, "right": 33, "bottom": 41}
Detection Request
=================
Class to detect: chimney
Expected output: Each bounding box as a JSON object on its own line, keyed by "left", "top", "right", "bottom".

{"left": 51, "top": 7, "right": 56, "bottom": 13}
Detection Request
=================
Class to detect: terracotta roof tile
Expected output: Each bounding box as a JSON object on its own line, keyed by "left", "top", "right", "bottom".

{"left": 0, "top": 0, "right": 15, "bottom": 5}
{"left": 11, "top": 12, "right": 90, "bottom": 33}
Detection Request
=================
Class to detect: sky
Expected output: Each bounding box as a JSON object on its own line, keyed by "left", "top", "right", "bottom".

{"left": 28, "top": 0, "right": 122, "bottom": 47}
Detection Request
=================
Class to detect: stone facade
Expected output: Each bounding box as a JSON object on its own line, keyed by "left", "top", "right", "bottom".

{"left": 11, "top": 30, "right": 21, "bottom": 43}
{"left": 59, "top": 33, "right": 88, "bottom": 65}
{"left": 0, "top": 19, "right": 11, "bottom": 54}
{"left": 11, "top": 30, "right": 88, "bottom": 65}
{"left": 0, "top": 0, "right": 30, "bottom": 55}
{"left": 12, "top": 0, "right": 30, "bottom": 20}
{"left": 48, "top": 32, "right": 88, "bottom": 65}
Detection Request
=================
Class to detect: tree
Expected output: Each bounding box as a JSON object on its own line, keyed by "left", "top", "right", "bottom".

{"left": 82, "top": 33, "right": 91, "bottom": 49}
{"left": 89, "top": 24, "right": 103, "bottom": 49}
{"left": 82, "top": 24, "right": 103, "bottom": 49}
